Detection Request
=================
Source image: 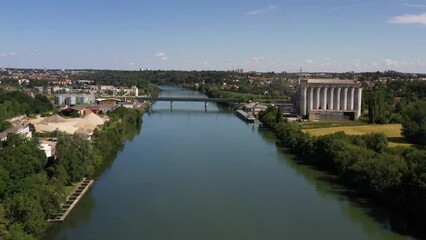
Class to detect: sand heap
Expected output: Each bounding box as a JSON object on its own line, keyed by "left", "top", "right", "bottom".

{"left": 39, "top": 115, "right": 67, "bottom": 124}
{"left": 74, "top": 112, "right": 104, "bottom": 128}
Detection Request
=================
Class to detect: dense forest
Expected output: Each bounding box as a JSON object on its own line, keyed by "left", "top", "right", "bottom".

{"left": 0, "top": 107, "right": 143, "bottom": 239}
{"left": 259, "top": 105, "right": 426, "bottom": 237}
{"left": 0, "top": 89, "right": 53, "bottom": 131}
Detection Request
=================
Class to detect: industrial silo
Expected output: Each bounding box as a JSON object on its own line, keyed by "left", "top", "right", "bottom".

{"left": 70, "top": 95, "right": 77, "bottom": 105}
{"left": 65, "top": 96, "right": 72, "bottom": 105}
{"left": 82, "top": 95, "right": 89, "bottom": 104}
{"left": 55, "top": 95, "right": 63, "bottom": 105}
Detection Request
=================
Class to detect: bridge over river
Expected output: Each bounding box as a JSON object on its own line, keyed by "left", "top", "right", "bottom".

{"left": 136, "top": 97, "right": 242, "bottom": 107}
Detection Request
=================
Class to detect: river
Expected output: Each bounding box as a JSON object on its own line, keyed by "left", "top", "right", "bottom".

{"left": 44, "top": 87, "right": 413, "bottom": 240}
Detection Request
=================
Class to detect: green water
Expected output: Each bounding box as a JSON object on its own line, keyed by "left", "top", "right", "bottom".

{"left": 44, "top": 87, "right": 413, "bottom": 240}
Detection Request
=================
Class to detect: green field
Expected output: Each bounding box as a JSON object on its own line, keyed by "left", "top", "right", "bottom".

{"left": 302, "top": 124, "right": 411, "bottom": 147}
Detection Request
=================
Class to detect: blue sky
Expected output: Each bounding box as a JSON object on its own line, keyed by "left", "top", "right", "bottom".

{"left": 1, "top": 0, "right": 426, "bottom": 72}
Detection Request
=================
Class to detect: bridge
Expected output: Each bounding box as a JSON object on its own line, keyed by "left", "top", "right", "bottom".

{"left": 135, "top": 97, "right": 242, "bottom": 108}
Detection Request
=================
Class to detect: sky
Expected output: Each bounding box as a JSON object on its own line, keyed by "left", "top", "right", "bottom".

{"left": 1, "top": 0, "right": 426, "bottom": 73}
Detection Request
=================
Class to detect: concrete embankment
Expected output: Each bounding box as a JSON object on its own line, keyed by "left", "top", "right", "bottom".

{"left": 48, "top": 178, "right": 94, "bottom": 222}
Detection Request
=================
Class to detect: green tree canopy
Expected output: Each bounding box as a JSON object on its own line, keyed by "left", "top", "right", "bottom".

{"left": 401, "top": 100, "right": 426, "bottom": 145}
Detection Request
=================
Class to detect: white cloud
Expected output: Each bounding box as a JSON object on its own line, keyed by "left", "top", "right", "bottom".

{"left": 329, "top": 4, "right": 364, "bottom": 11}
{"left": 305, "top": 59, "right": 314, "bottom": 64}
{"left": 382, "top": 58, "right": 399, "bottom": 68}
{"left": 415, "top": 59, "right": 426, "bottom": 67}
{"left": 402, "top": 3, "right": 426, "bottom": 8}
{"left": 31, "top": 49, "right": 38, "bottom": 56}
{"left": 128, "top": 62, "right": 135, "bottom": 66}
{"left": 1, "top": 52, "right": 16, "bottom": 57}
{"left": 252, "top": 56, "right": 264, "bottom": 64}
{"left": 319, "top": 57, "right": 331, "bottom": 67}
{"left": 353, "top": 59, "right": 361, "bottom": 68}
{"left": 388, "top": 12, "right": 426, "bottom": 25}
{"left": 246, "top": 5, "right": 278, "bottom": 15}
{"left": 153, "top": 52, "right": 168, "bottom": 61}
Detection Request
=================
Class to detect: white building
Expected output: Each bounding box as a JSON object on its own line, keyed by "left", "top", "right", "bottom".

{"left": 0, "top": 124, "right": 32, "bottom": 141}
{"left": 40, "top": 144, "right": 52, "bottom": 158}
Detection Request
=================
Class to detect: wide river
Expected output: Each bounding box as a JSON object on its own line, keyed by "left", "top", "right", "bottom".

{"left": 45, "top": 87, "right": 413, "bottom": 240}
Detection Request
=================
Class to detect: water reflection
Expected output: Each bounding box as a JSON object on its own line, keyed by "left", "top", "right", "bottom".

{"left": 42, "top": 189, "right": 96, "bottom": 239}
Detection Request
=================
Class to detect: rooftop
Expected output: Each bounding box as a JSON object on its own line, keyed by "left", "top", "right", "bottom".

{"left": 303, "top": 79, "right": 358, "bottom": 85}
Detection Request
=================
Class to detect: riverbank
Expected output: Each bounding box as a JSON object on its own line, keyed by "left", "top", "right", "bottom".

{"left": 259, "top": 106, "right": 426, "bottom": 238}
{"left": 0, "top": 106, "right": 144, "bottom": 239}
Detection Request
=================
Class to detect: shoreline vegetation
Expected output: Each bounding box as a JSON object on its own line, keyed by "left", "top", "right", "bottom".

{"left": 0, "top": 107, "right": 143, "bottom": 240}
{"left": 258, "top": 106, "right": 426, "bottom": 238}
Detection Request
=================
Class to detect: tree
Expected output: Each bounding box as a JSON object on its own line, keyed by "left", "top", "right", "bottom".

{"left": 275, "top": 107, "right": 283, "bottom": 123}
{"left": 402, "top": 100, "right": 426, "bottom": 145}
{"left": 366, "top": 89, "right": 390, "bottom": 124}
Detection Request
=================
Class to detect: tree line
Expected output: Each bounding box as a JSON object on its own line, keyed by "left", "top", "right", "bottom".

{"left": 71, "top": 71, "right": 158, "bottom": 96}
{"left": 74, "top": 70, "right": 296, "bottom": 98}
{"left": 364, "top": 80, "right": 426, "bottom": 124}
{"left": 259, "top": 106, "right": 426, "bottom": 238}
{"left": 0, "top": 89, "right": 53, "bottom": 131}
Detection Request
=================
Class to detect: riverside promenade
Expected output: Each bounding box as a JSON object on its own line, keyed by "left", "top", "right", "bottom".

{"left": 48, "top": 178, "right": 94, "bottom": 222}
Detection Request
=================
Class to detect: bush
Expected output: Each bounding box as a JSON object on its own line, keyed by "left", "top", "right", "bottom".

{"left": 362, "top": 133, "right": 388, "bottom": 153}
{"left": 389, "top": 113, "right": 403, "bottom": 123}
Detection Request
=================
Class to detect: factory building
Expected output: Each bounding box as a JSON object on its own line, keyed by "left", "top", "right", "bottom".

{"left": 299, "top": 79, "right": 362, "bottom": 121}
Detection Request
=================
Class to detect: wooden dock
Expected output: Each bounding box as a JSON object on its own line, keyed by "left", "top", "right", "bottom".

{"left": 48, "top": 178, "right": 94, "bottom": 222}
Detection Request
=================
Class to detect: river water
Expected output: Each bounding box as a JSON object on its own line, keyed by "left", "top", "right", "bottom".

{"left": 45, "top": 87, "right": 412, "bottom": 240}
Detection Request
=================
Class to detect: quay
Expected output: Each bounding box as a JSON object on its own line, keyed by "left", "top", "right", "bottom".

{"left": 48, "top": 178, "right": 94, "bottom": 222}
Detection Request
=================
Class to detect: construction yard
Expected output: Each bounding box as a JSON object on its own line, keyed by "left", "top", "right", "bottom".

{"left": 28, "top": 113, "right": 106, "bottom": 136}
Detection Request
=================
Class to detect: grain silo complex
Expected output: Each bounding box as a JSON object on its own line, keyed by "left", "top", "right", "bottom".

{"left": 55, "top": 94, "right": 95, "bottom": 106}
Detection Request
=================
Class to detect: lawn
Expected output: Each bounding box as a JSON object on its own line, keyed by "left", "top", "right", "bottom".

{"left": 302, "top": 124, "right": 412, "bottom": 147}
{"left": 301, "top": 120, "right": 369, "bottom": 129}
